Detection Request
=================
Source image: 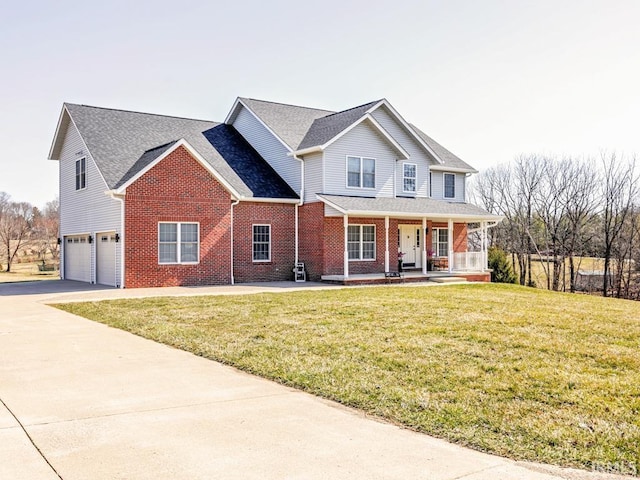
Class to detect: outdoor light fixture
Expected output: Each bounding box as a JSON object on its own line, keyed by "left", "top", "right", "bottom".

{"left": 115, "top": 233, "right": 120, "bottom": 243}
{"left": 88, "top": 235, "right": 93, "bottom": 244}
{"left": 57, "top": 238, "right": 61, "bottom": 245}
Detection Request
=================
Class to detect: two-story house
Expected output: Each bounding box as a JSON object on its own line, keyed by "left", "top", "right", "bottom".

{"left": 48, "top": 97, "right": 501, "bottom": 288}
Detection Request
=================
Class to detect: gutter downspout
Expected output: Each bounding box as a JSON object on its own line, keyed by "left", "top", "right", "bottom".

{"left": 230, "top": 198, "right": 240, "bottom": 284}
{"left": 292, "top": 154, "right": 304, "bottom": 266}
{"left": 107, "top": 190, "right": 126, "bottom": 289}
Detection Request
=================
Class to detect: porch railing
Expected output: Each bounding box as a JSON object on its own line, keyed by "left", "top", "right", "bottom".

{"left": 451, "top": 251, "right": 485, "bottom": 272}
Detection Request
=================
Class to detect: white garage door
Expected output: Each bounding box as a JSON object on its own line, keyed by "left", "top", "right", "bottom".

{"left": 97, "top": 232, "right": 117, "bottom": 286}
{"left": 64, "top": 235, "right": 91, "bottom": 282}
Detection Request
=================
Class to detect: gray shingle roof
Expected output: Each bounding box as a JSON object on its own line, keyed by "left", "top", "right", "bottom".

{"left": 238, "top": 98, "right": 333, "bottom": 150}
{"left": 297, "top": 101, "right": 380, "bottom": 150}
{"left": 65, "top": 104, "right": 297, "bottom": 199}
{"left": 410, "top": 124, "right": 477, "bottom": 172}
{"left": 317, "top": 194, "right": 499, "bottom": 220}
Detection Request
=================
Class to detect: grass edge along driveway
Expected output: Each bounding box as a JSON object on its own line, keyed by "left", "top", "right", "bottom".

{"left": 56, "top": 284, "right": 640, "bottom": 475}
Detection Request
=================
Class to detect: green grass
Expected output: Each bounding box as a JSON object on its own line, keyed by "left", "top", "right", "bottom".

{"left": 55, "top": 284, "right": 640, "bottom": 474}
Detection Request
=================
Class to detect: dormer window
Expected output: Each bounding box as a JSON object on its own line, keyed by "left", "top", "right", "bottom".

{"left": 75, "top": 157, "right": 86, "bottom": 190}
{"left": 347, "top": 156, "right": 375, "bottom": 189}
{"left": 403, "top": 163, "right": 416, "bottom": 193}
{"left": 444, "top": 173, "right": 455, "bottom": 199}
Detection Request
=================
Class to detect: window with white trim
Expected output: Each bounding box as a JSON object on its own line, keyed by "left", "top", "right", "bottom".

{"left": 75, "top": 157, "right": 86, "bottom": 190}
{"left": 444, "top": 173, "right": 456, "bottom": 199}
{"left": 432, "top": 228, "right": 449, "bottom": 257}
{"left": 158, "top": 222, "right": 199, "bottom": 264}
{"left": 403, "top": 163, "right": 416, "bottom": 193}
{"left": 347, "top": 156, "right": 375, "bottom": 189}
{"left": 347, "top": 225, "right": 376, "bottom": 260}
{"left": 253, "top": 224, "right": 271, "bottom": 262}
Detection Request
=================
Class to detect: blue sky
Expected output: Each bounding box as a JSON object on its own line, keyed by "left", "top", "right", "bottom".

{"left": 1, "top": 0, "right": 638, "bottom": 207}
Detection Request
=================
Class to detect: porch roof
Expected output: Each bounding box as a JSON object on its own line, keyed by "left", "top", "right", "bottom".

{"left": 316, "top": 194, "right": 502, "bottom": 222}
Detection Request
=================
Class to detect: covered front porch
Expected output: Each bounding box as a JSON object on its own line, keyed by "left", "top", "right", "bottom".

{"left": 316, "top": 194, "right": 502, "bottom": 282}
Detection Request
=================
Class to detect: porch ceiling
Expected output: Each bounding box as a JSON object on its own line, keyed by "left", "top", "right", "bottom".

{"left": 316, "top": 194, "right": 503, "bottom": 222}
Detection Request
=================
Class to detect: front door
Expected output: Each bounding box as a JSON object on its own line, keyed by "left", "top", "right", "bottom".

{"left": 398, "top": 225, "right": 421, "bottom": 268}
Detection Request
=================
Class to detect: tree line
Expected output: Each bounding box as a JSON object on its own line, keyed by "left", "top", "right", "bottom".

{"left": 472, "top": 153, "right": 639, "bottom": 299}
{"left": 0, "top": 192, "right": 59, "bottom": 272}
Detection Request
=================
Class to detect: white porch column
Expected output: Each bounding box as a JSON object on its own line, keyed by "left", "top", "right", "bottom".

{"left": 422, "top": 217, "right": 427, "bottom": 274}
{"left": 384, "top": 216, "right": 389, "bottom": 273}
{"left": 448, "top": 218, "right": 454, "bottom": 273}
{"left": 343, "top": 215, "right": 349, "bottom": 279}
{"left": 482, "top": 221, "right": 488, "bottom": 272}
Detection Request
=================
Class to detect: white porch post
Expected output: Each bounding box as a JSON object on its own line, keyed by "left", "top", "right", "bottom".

{"left": 448, "top": 218, "right": 454, "bottom": 273}
{"left": 482, "top": 221, "right": 488, "bottom": 272}
{"left": 422, "top": 217, "right": 427, "bottom": 274}
{"left": 384, "top": 216, "right": 389, "bottom": 273}
{"left": 343, "top": 215, "right": 349, "bottom": 279}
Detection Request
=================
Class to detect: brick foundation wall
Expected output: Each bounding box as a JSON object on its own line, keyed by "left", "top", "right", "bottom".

{"left": 124, "top": 146, "right": 232, "bottom": 287}
{"left": 233, "top": 202, "right": 296, "bottom": 283}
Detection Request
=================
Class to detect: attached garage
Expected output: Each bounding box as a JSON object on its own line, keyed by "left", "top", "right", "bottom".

{"left": 96, "top": 232, "right": 117, "bottom": 286}
{"left": 64, "top": 235, "right": 91, "bottom": 282}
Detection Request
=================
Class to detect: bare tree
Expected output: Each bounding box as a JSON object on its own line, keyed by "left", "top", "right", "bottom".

{"left": 0, "top": 195, "right": 34, "bottom": 272}
{"left": 599, "top": 153, "right": 638, "bottom": 296}
{"left": 32, "top": 198, "right": 60, "bottom": 262}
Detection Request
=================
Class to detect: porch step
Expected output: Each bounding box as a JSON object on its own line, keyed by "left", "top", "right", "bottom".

{"left": 430, "top": 276, "right": 467, "bottom": 284}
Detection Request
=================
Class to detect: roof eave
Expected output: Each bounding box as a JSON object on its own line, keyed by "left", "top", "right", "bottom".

{"left": 430, "top": 165, "right": 479, "bottom": 174}
{"left": 372, "top": 99, "right": 446, "bottom": 164}
{"left": 48, "top": 104, "right": 71, "bottom": 160}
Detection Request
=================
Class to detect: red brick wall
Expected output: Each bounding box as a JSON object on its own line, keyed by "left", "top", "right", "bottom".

{"left": 299, "top": 202, "right": 324, "bottom": 281}
{"left": 233, "top": 201, "right": 296, "bottom": 283}
{"left": 124, "top": 146, "right": 232, "bottom": 287}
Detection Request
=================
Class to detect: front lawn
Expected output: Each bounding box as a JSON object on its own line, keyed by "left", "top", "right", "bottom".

{"left": 55, "top": 284, "right": 640, "bottom": 474}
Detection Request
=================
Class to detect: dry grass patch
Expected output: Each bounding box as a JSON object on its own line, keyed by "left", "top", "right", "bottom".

{"left": 55, "top": 284, "right": 640, "bottom": 474}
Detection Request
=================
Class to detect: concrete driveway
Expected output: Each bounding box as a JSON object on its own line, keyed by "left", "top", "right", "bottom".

{"left": 0, "top": 281, "right": 625, "bottom": 479}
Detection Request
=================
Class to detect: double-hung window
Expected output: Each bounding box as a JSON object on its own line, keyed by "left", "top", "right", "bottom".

{"left": 347, "top": 225, "right": 375, "bottom": 260}
{"left": 403, "top": 163, "right": 417, "bottom": 193}
{"left": 444, "top": 173, "right": 456, "bottom": 199}
{"left": 253, "top": 224, "right": 271, "bottom": 262}
{"left": 347, "top": 156, "right": 375, "bottom": 189}
{"left": 432, "top": 228, "right": 449, "bottom": 257}
{"left": 75, "top": 157, "right": 86, "bottom": 190}
{"left": 159, "top": 222, "right": 199, "bottom": 264}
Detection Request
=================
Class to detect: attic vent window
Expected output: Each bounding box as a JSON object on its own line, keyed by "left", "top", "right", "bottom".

{"left": 75, "top": 157, "right": 86, "bottom": 190}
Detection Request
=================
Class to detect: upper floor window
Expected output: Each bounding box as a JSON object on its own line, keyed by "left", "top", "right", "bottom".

{"left": 347, "top": 156, "right": 375, "bottom": 189}
{"left": 253, "top": 224, "right": 271, "bottom": 262}
{"left": 75, "top": 157, "right": 86, "bottom": 190}
{"left": 159, "top": 222, "right": 199, "bottom": 264}
{"left": 347, "top": 225, "right": 376, "bottom": 260}
{"left": 444, "top": 173, "right": 455, "bottom": 199}
{"left": 403, "top": 163, "right": 416, "bottom": 193}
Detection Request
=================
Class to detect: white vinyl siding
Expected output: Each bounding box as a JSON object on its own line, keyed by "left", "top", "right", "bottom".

{"left": 429, "top": 171, "right": 465, "bottom": 201}
{"left": 232, "top": 106, "right": 300, "bottom": 194}
{"left": 303, "top": 152, "right": 323, "bottom": 203}
{"left": 58, "top": 120, "right": 122, "bottom": 286}
{"left": 347, "top": 225, "right": 376, "bottom": 260}
{"left": 371, "top": 107, "right": 433, "bottom": 197}
{"left": 158, "top": 222, "right": 199, "bottom": 264}
{"left": 322, "top": 122, "right": 395, "bottom": 198}
{"left": 252, "top": 224, "right": 271, "bottom": 262}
